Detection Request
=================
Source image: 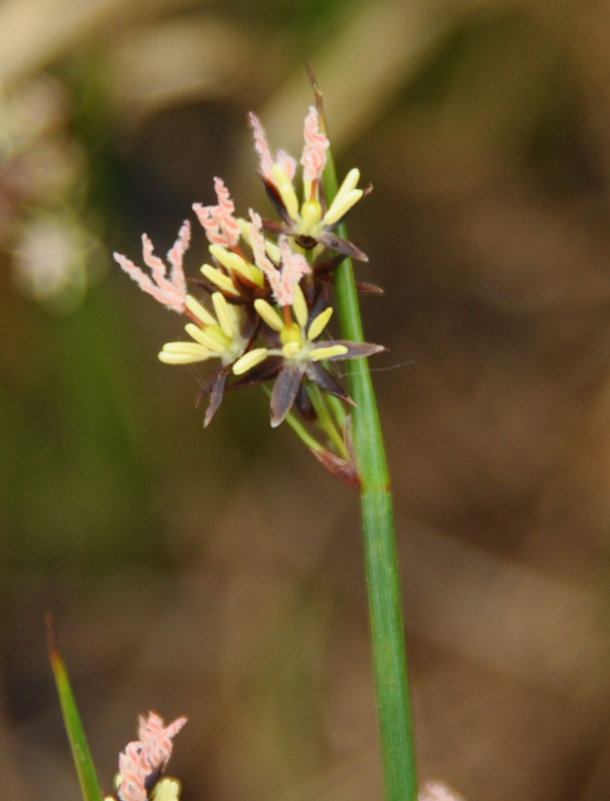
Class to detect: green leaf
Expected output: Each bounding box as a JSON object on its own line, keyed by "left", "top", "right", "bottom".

{"left": 46, "top": 615, "right": 104, "bottom": 801}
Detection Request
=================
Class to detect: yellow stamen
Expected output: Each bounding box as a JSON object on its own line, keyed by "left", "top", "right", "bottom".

{"left": 158, "top": 350, "right": 206, "bottom": 365}
{"left": 185, "top": 294, "right": 216, "bottom": 326}
{"left": 184, "top": 323, "right": 229, "bottom": 353}
{"left": 211, "top": 292, "right": 238, "bottom": 339}
{"left": 209, "top": 244, "right": 246, "bottom": 274}
{"left": 150, "top": 778, "right": 182, "bottom": 801}
{"left": 238, "top": 219, "right": 281, "bottom": 263}
{"left": 158, "top": 342, "right": 210, "bottom": 364}
{"left": 232, "top": 347, "right": 269, "bottom": 375}
{"left": 254, "top": 298, "right": 284, "bottom": 331}
{"left": 310, "top": 344, "right": 348, "bottom": 361}
{"left": 324, "top": 168, "right": 363, "bottom": 226}
{"left": 307, "top": 306, "right": 333, "bottom": 341}
{"left": 292, "top": 284, "right": 308, "bottom": 328}
{"left": 272, "top": 163, "right": 299, "bottom": 219}
{"left": 209, "top": 244, "right": 264, "bottom": 286}
{"left": 200, "top": 264, "right": 240, "bottom": 295}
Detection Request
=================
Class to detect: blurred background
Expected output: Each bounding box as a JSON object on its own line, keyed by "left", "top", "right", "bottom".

{"left": 0, "top": 1, "right": 609, "bottom": 800}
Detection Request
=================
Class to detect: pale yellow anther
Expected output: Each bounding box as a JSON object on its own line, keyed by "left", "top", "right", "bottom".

{"left": 324, "top": 189, "right": 363, "bottom": 227}
{"left": 265, "top": 240, "right": 281, "bottom": 264}
{"left": 185, "top": 294, "right": 216, "bottom": 326}
{"left": 341, "top": 167, "right": 361, "bottom": 194}
{"left": 200, "top": 264, "right": 239, "bottom": 295}
{"left": 209, "top": 244, "right": 244, "bottom": 273}
{"left": 162, "top": 341, "right": 209, "bottom": 355}
{"left": 150, "top": 778, "right": 182, "bottom": 801}
{"left": 273, "top": 163, "right": 299, "bottom": 219}
{"left": 158, "top": 342, "right": 210, "bottom": 364}
{"left": 232, "top": 347, "right": 269, "bottom": 375}
{"left": 307, "top": 306, "right": 333, "bottom": 341}
{"left": 184, "top": 323, "right": 228, "bottom": 353}
{"left": 238, "top": 219, "right": 281, "bottom": 264}
{"left": 211, "top": 292, "right": 237, "bottom": 339}
{"left": 310, "top": 344, "right": 348, "bottom": 361}
{"left": 254, "top": 298, "right": 284, "bottom": 331}
{"left": 324, "top": 168, "right": 363, "bottom": 226}
{"left": 158, "top": 348, "right": 206, "bottom": 365}
{"left": 299, "top": 199, "right": 322, "bottom": 235}
{"left": 292, "top": 284, "right": 308, "bottom": 329}
{"left": 209, "top": 244, "right": 260, "bottom": 284}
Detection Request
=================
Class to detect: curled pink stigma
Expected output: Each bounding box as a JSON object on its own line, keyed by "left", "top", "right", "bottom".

{"left": 249, "top": 113, "right": 297, "bottom": 183}
{"left": 116, "top": 712, "right": 187, "bottom": 801}
{"left": 193, "top": 177, "right": 241, "bottom": 248}
{"left": 277, "top": 236, "right": 311, "bottom": 306}
{"left": 113, "top": 222, "right": 190, "bottom": 314}
{"left": 250, "top": 209, "right": 310, "bottom": 306}
{"left": 301, "top": 106, "right": 329, "bottom": 183}
{"left": 276, "top": 149, "right": 297, "bottom": 182}
{"left": 249, "top": 112, "right": 274, "bottom": 181}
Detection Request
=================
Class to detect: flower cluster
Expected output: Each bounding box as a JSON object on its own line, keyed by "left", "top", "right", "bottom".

{"left": 114, "top": 105, "right": 382, "bottom": 482}
{"left": 105, "top": 711, "right": 187, "bottom": 801}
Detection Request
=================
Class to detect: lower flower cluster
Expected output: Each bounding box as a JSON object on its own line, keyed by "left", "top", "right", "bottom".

{"left": 105, "top": 712, "right": 187, "bottom": 801}
{"left": 105, "top": 712, "right": 462, "bottom": 801}
{"left": 114, "top": 103, "right": 383, "bottom": 483}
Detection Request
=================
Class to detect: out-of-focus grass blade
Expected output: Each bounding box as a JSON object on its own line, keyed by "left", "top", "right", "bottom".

{"left": 46, "top": 614, "right": 104, "bottom": 801}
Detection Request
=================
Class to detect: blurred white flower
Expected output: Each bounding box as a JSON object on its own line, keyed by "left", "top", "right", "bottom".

{"left": 11, "top": 213, "right": 104, "bottom": 313}
{"left": 419, "top": 780, "right": 467, "bottom": 801}
{"left": 0, "top": 74, "right": 96, "bottom": 312}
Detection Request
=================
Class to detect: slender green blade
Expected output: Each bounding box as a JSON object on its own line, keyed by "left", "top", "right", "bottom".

{"left": 313, "top": 73, "right": 419, "bottom": 801}
{"left": 46, "top": 616, "right": 104, "bottom": 801}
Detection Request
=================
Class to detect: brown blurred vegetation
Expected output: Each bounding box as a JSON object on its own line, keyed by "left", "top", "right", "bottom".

{"left": 0, "top": 1, "right": 609, "bottom": 800}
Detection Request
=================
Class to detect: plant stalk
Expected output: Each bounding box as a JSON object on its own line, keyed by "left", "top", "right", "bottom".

{"left": 319, "top": 101, "right": 418, "bottom": 801}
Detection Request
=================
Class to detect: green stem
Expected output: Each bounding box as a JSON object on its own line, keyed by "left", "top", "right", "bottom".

{"left": 319, "top": 101, "right": 418, "bottom": 801}
{"left": 307, "top": 383, "right": 349, "bottom": 458}
{"left": 324, "top": 389, "right": 348, "bottom": 429}
{"left": 284, "top": 407, "right": 324, "bottom": 451}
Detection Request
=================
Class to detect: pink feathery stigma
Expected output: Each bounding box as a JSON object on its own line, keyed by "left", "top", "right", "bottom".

{"left": 276, "top": 149, "right": 297, "bottom": 182}
{"left": 116, "top": 712, "right": 187, "bottom": 801}
{"left": 301, "top": 106, "right": 329, "bottom": 183}
{"left": 249, "top": 210, "right": 285, "bottom": 303}
{"left": 118, "top": 742, "right": 148, "bottom": 801}
{"left": 248, "top": 112, "right": 275, "bottom": 181}
{"left": 166, "top": 220, "right": 190, "bottom": 292}
{"left": 250, "top": 212, "right": 310, "bottom": 306}
{"left": 193, "top": 177, "right": 241, "bottom": 248}
{"left": 113, "top": 222, "right": 190, "bottom": 314}
{"left": 277, "top": 236, "right": 311, "bottom": 306}
{"left": 138, "top": 711, "right": 187, "bottom": 768}
{"left": 249, "top": 209, "right": 275, "bottom": 275}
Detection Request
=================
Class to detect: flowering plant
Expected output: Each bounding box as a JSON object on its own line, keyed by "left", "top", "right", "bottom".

{"left": 52, "top": 83, "right": 424, "bottom": 801}
{"left": 113, "top": 105, "right": 382, "bottom": 484}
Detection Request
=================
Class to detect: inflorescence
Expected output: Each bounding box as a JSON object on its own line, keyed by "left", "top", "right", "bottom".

{"left": 114, "top": 105, "right": 382, "bottom": 484}
{"left": 105, "top": 711, "right": 187, "bottom": 801}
